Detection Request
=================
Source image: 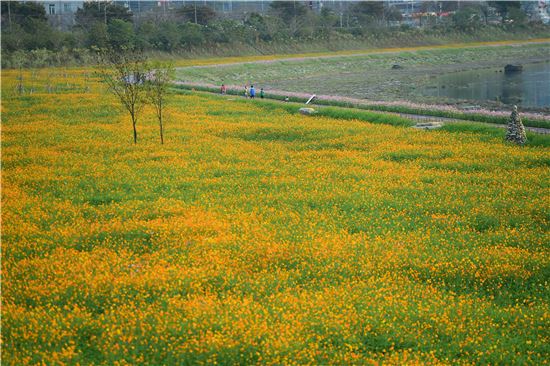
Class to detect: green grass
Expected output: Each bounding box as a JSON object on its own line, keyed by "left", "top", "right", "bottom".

{"left": 441, "top": 122, "right": 550, "bottom": 147}
{"left": 173, "top": 86, "right": 415, "bottom": 127}
{"left": 174, "top": 86, "right": 550, "bottom": 146}
{"left": 174, "top": 82, "right": 550, "bottom": 129}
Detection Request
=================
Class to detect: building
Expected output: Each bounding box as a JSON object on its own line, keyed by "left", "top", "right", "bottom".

{"left": 124, "top": 0, "right": 272, "bottom": 17}
{"left": 35, "top": 0, "right": 275, "bottom": 24}
{"left": 32, "top": 1, "right": 84, "bottom": 29}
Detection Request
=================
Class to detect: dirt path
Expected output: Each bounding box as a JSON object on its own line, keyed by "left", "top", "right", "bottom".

{"left": 174, "top": 81, "right": 550, "bottom": 134}
{"left": 176, "top": 39, "right": 550, "bottom": 70}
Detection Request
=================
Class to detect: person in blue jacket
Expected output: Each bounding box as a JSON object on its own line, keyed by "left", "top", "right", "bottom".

{"left": 249, "top": 85, "right": 256, "bottom": 99}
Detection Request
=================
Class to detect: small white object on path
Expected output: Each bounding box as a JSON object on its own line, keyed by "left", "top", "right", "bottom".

{"left": 299, "top": 107, "right": 317, "bottom": 115}
{"left": 306, "top": 94, "right": 316, "bottom": 105}
{"left": 412, "top": 122, "right": 443, "bottom": 130}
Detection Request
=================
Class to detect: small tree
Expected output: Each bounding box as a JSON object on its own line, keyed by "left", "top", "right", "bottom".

{"left": 107, "top": 19, "right": 135, "bottom": 50}
{"left": 452, "top": 6, "right": 482, "bottom": 31}
{"left": 12, "top": 50, "right": 26, "bottom": 94}
{"left": 384, "top": 6, "right": 403, "bottom": 26}
{"left": 505, "top": 105, "right": 527, "bottom": 145}
{"left": 75, "top": 1, "right": 133, "bottom": 29}
{"left": 96, "top": 47, "right": 148, "bottom": 144}
{"left": 177, "top": 4, "right": 217, "bottom": 25}
{"left": 145, "top": 61, "right": 174, "bottom": 144}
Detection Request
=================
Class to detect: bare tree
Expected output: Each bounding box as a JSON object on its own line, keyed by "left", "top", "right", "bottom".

{"left": 95, "top": 48, "right": 149, "bottom": 144}
{"left": 145, "top": 61, "right": 174, "bottom": 145}
{"left": 12, "top": 50, "right": 26, "bottom": 95}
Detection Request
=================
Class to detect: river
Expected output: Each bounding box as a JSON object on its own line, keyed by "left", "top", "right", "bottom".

{"left": 421, "top": 62, "right": 550, "bottom": 108}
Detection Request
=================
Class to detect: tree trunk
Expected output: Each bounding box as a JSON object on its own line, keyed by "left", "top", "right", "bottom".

{"left": 131, "top": 113, "right": 137, "bottom": 144}
{"left": 159, "top": 103, "right": 164, "bottom": 145}
{"left": 8, "top": 1, "right": 12, "bottom": 30}
{"left": 17, "top": 67, "right": 23, "bottom": 95}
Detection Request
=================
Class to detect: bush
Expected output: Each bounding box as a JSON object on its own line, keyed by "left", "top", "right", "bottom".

{"left": 107, "top": 19, "right": 135, "bottom": 50}
{"left": 179, "top": 23, "right": 206, "bottom": 49}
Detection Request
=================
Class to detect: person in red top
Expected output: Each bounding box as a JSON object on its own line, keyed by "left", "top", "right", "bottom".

{"left": 220, "top": 84, "right": 227, "bottom": 94}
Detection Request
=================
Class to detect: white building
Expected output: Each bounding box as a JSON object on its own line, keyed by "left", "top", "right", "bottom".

{"left": 30, "top": 1, "right": 84, "bottom": 29}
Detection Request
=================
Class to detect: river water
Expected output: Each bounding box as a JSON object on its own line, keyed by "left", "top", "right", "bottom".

{"left": 421, "top": 62, "right": 550, "bottom": 108}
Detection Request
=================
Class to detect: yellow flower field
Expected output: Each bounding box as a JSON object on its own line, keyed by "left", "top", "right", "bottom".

{"left": 2, "top": 69, "right": 549, "bottom": 365}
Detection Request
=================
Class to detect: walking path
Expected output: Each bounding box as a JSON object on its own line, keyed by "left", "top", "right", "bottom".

{"left": 174, "top": 81, "right": 550, "bottom": 135}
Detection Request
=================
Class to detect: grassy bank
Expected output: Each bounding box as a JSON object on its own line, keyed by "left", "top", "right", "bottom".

{"left": 157, "top": 26, "right": 550, "bottom": 64}
{"left": 315, "top": 99, "right": 550, "bottom": 129}
{"left": 176, "top": 41, "right": 550, "bottom": 119}
{"left": 181, "top": 87, "right": 550, "bottom": 147}
{"left": 169, "top": 37, "right": 550, "bottom": 67}
{"left": 173, "top": 84, "right": 550, "bottom": 130}
{"left": 174, "top": 87, "right": 415, "bottom": 127}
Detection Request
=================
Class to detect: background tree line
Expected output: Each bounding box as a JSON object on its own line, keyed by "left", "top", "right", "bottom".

{"left": 1, "top": 1, "right": 547, "bottom": 67}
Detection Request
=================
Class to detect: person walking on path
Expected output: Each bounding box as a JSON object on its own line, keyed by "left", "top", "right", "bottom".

{"left": 260, "top": 88, "right": 265, "bottom": 99}
{"left": 220, "top": 84, "right": 226, "bottom": 94}
{"left": 250, "top": 85, "right": 256, "bottom": 99}
{"left": 244, "top": 85, "right": 249, "bottom": 98}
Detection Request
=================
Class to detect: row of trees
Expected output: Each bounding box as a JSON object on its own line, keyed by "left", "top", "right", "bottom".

{"left": 2, "top": 1, "right": 542, "bottom": 57}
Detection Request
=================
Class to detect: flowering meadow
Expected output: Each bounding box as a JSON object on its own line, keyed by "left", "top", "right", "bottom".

{"left": 2, "top": 69, "right": 549, "bottom": 365}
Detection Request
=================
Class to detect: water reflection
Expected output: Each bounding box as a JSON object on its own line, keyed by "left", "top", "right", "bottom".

{"left": 422, "top": 62, "right": 550, "bottom": 108}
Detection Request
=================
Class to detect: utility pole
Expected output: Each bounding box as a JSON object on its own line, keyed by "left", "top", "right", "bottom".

{"left": 194, "top": 1, "right": 197, "bottom": 24}
{"left": 7, "top": 1, "right": 11, "bottom": 30}
{"left": 346, "top": 2, "right": 349, "bottom": 29}
{"left": 293, "top": 0, "right": 297, "bottom": 35}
